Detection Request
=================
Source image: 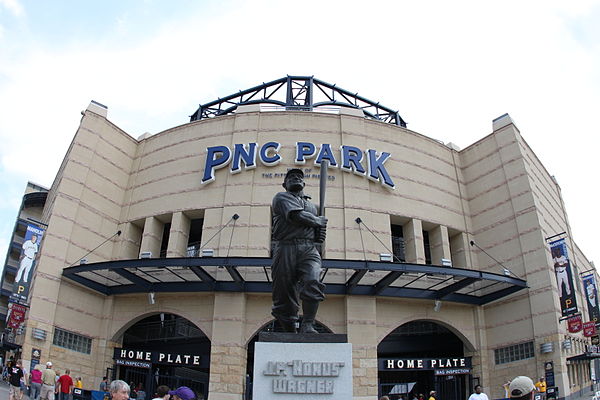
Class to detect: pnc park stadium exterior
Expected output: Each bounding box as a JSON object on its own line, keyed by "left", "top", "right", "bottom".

{"left": 11, "top": 77, "right": 599, "bottom": 400}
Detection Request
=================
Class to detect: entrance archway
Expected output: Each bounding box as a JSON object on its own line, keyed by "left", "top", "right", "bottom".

{"left": 378, "top": 320, "right": 471, "bottom": 400}
{"left": 115, "top": 313, "right": 210, "bottom": 400}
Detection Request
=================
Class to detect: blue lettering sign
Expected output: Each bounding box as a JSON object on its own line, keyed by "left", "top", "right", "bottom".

{"left": 202, "top": 146, "right": 232, "bottom": 184}
{"left": 295, "top": 142, "right": 316, "bottom": 164}
{"left": 259, "top": 142, "right": 281, "bottom": 166}
{"left": 315, "top": 144, "right": 338, "bottom": 167}
{"left": 367, "top": 149, "right": 394, "bottom": 189}
{"left": 340, "top": 145, "right": 366, "bottom": 175}
{"left": 231, "top": 143, "right": 257, "bottom": 173}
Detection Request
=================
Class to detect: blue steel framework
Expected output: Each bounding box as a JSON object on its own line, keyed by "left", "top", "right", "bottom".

{"left": 190, "top": 75, "right": 408, "bottom": 127}
{"left": 62, "top": 257, "right": 526, "bottom": 305}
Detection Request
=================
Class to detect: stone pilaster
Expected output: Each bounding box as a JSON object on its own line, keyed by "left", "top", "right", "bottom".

{"left": 403, "top": 219, "right": 425, "bottom": 264}
{"left": 429, "top": 225, "right": 451, "bottom": 265}
{"left": 450, "top": 232, "right": 472, "bottom": 268}
{"left": 346, "top": 296, "right": 378, "bottom": 400}
{"left": 139, "top": 216, "right": 162, "bottom": 257}
{"left": 208, "top": 292, "right": 247, "bottom": 400}
{"left": 167, "top": 212, "right": 191, "bottom": 257}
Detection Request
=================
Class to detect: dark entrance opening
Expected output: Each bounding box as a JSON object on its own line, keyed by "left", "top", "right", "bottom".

{"left": 116, "top": 313, "right": 210, "bottom": 400}
{"left": 244, "top": 319, "right": 333, "bottom": 400}
{"left": 378, "top": 320, "right": 469, "bottom": 400}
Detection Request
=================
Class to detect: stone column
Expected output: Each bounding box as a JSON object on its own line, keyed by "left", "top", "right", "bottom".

{"left": 167, "top": 212, "right": 191, "bottom": 257}
{"left": 208, "top": 292, "right": 247, "bottom": 400}
{"left": 450, "top": 232, "right": 472, "bottom": 268}
{"left": 429, "top": 225, "right": 451, "bottom": 265}
{"left": 139, "top": 216, "right": 162, "bottom": 257}
{"left": 346, "top": 296, "right": 378, "bottom": 400}
{"left": 403, "top": 219, "right": 425, "bottom": 264}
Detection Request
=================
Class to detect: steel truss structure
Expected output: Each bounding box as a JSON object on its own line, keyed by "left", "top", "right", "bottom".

{"left": 190, "top": 76, "right": 407, "bottom": 127}
{"left": 63, "top": 257, "right": 526, "bottom": 305}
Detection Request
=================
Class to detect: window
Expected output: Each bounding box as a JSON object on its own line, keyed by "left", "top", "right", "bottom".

{"left": 494, "top": 341, "right": 534, "bottom": 364}
{"left": 53, "top": 328, "right": 92, "bottom": 354}
{"left": 186, "top": 218, "right": 204, "bottom": 257}
{"left": 160, "top": 223, "right": 171, "bottom": 258}
{"left": 423, "top": 230, "right": 431, "bottom": 264}
{"left": 391, "top": 224, "right": 405, "bottom": 262}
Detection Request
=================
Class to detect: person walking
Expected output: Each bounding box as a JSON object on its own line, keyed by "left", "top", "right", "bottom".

{"left": 99, "top": 377, "right": 109, "bottom": 392}
{"left": 30, "top": 365, "right": 43, "bottom": 400}
{"left": 109, "top": 380, "right": 131, "bottom": 400}
{"left": 56, "top": 369, "right": 74, "bottom": 400}
{"left": 40, "top": 362, "right": 57, "bottom": 400}
{"left": 534, "top": 377, "right": 546, "bottom": 400}
{"left": 168, "top": 386, "right": 197, "bottom": 400}
{"left": 8, "top": 360, "right": 25, "bottom": 400}
{"left": 468, "top": 385, "right": 489, "bottom": 400}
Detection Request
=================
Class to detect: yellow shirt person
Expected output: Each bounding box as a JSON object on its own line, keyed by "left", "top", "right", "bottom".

{"left": 535, "top": 378, "right": 547, "bottom": 393}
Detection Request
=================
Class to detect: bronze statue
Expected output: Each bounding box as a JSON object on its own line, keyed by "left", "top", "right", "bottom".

{"left": 271, "top": 168, "right": 327, "bottom": 333}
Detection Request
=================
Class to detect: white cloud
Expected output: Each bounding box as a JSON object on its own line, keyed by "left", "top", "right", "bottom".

{"left": 0, "top": 0, "right": 599, "bottom": 263}
{"left": 0, "top": 0, "right": 24, "bottom": 17}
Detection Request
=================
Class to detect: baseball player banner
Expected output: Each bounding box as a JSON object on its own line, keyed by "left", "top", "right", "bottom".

{"left": 550, "top": 238, "right": 578, "bottom": 316}
{"left": 10, "top": 224, "right": 45, "bottom": 305}
{"left": 582, "top": 274, "right": 600, "bottom": 326}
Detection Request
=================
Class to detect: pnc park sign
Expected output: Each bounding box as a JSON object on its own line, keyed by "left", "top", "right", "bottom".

{"left": 202, "top": 141, "right": 395, "bottom": 189}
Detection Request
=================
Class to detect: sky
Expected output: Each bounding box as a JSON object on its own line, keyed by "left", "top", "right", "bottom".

{"left": 0, "top": 0, "right": 599, "bottom": 274}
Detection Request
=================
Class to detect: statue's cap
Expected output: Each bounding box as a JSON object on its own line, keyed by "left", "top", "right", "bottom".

{"left": 284, "top": 168, "right": 304, "bottom": 180}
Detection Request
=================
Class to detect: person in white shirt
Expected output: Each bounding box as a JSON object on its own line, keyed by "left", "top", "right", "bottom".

{"left": 15, "top": 234, "right": 39, "bottom": 283}
{"left": 468, "top": 385, "right": 489, "bottom": 400}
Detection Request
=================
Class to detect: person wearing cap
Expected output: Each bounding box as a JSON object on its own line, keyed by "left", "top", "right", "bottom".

{"left": 169, "top": 386, "right": 196, "bottom": 400}
{"left": 270, "top": 168, "right": 328, "bottom": 333}
{"left": 428, "top": 390, "right": 436, "bottom": 400}
{"left": 534, "top": 377, "right": 546, "bottom": 399}
{"left": 468, "top": 385, "right": 489, "bottom": 400}
{"left": 40, "top": 362, "right": 57, "bottom": 400}
{"left": 509, "top": 376, "right": 536, "bottom": 400}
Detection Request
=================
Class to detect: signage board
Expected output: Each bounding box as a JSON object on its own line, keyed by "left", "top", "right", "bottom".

{"left": 113, "top": 348, "right": 202, "bottom": 367}
{"left": 379, "top": 357, "right": 472, "bottom": 371}
{"left": 202, "top": 141, "right": 395, "bottom": 189}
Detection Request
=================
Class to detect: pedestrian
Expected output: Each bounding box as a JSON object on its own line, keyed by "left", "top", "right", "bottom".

{"left": 428, "top": 390, "right": 437, "bottom": 400}
{"left": 468, "top": 385, "right": 489, "bottom": 400}
{"left": 8, "top": 360, "right": 25, "bottom": 400}
{"left": 152, "top": 385, "right": 170, "bottom": 400}
{"left": 534, "top": 377, "right": 546, "bottom": 400}
{"left": 30, "top": 364, "right": 44, "bottom": 400}
{"left": 20, "top": 364, "right": 29, "bottom": 399}
{"left": 136, "top": 383, "right": 146, "bottom": 400}
{"left": 99, "top": 377, "right": 109, "bottom": 392}
{"left": 40, "top": 362, "right": 57, "bottom": 400}
{"left": 74, "top": 377, "right": 83, "bottom": 389}
{"left": 168, "top": 386, "right": 197, "bottom": 400}
{"left": 109, "top": 380, "right": 131, "bottom": 400}
{"left": 57, "top": 369, "right": 74, "bottom": 400}
{"left": 509, "top": 376, "right": 536, "bottom": 400}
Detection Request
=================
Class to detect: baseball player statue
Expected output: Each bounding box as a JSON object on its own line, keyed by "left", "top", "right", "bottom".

{"left": 271, "top": 168, "right": 327, "bottom": 333}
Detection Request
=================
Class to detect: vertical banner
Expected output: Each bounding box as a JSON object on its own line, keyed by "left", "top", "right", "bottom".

{"left": 550, "top": 239, "right": 577, "bottom": 316}
{"left": 10, "top": 224, "right": 45, "bottom": 305}
{"left": 582, "top": 274, "right": 600, "bottom": 326}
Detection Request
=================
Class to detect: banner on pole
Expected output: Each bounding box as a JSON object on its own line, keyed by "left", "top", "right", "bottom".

{"left": 550, "top": 238, "right": 578, "bottom": 316}
{"left": 10, "top": 224, "right": 45, "bottom": 305}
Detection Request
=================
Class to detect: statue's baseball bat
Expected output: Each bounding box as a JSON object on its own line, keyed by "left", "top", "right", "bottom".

{"left": 318, "top": 161, "right": 328, "bottom": 275}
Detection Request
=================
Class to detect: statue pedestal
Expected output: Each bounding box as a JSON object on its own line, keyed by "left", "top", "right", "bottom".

{"left": 252, "top": 333, "right": 353, "bottom": 399}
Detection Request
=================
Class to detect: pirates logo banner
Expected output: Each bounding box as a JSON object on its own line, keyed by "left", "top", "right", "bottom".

{"left": 10, "top": 224, "right": 45, "bottom": 305}
{"left": 582, "top": 274, "right": 600, "bottom": 326}
{"left": 550, "top": 239, "right": 577, "bottom": 316}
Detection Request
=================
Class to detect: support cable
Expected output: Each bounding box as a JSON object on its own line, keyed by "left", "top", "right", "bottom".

{"left": 66, "top": 230, "right": 121, "bottom": 268}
